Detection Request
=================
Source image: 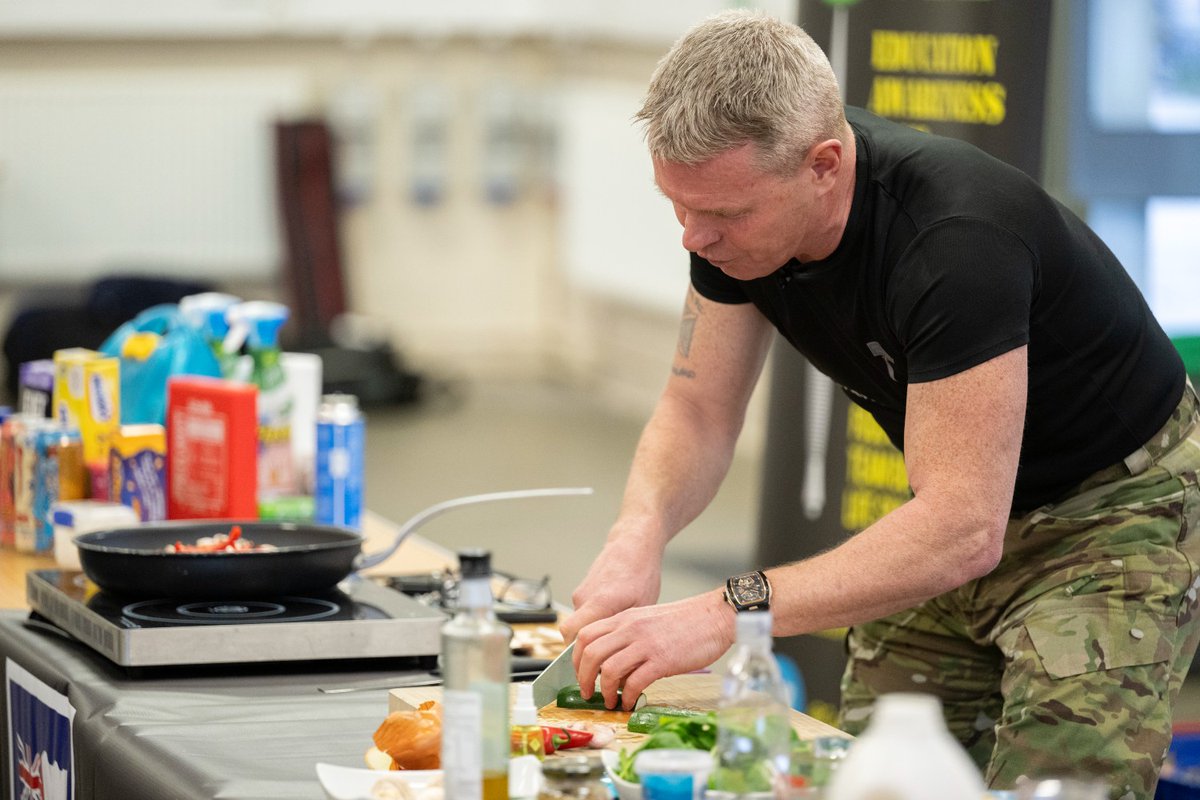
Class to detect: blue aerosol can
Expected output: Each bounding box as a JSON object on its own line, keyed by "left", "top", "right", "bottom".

{"left": 315, "top": 393, "right": 364, "bottom": 530}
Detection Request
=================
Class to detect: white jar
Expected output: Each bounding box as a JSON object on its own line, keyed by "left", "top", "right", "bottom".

{"left": 51, "top": 500, "right": 140, "bottom": 570}
{"left": 825, "top": 693, "right": 985, "bottom": 800}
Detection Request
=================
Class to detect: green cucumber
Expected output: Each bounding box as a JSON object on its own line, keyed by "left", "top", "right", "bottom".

{"left": 555, "top": 683, "right": 646, "bottom": 711}
{"left": 626, "top": 705, "right": 709, "bottom": 733}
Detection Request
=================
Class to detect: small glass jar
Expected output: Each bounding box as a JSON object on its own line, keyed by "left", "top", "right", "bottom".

{"left": 812, "top": 735, "right": 852, "bottom": 786}
{"left": 539, "top": 755, "right": 609, "bottom": 800}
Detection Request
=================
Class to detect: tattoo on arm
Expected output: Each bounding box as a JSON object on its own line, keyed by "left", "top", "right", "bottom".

{"left": 672, "top": 289, "right": 703, "bottom": 380}
{"left": 678, "top": 289, "right": 702, "bottom": 359}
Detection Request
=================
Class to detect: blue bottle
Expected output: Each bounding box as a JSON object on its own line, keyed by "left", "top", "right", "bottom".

{"left": 315, "top": 393, "right": 364, "bottom": 530}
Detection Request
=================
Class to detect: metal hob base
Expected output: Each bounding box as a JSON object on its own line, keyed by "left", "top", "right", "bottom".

{"left": 26, "top": 570, "right": 446, "bottom": 668}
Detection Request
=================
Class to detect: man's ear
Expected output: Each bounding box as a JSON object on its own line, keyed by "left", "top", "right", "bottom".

{"left": 809, "top": 138, "right": 844, "bottom": 184}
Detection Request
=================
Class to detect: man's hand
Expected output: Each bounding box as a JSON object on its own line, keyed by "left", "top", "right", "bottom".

{"left": 571, "top": 589, "right": 736, "bottom": 710}
{"left": 560, "top": 534, "right": 663, "bottom": 645}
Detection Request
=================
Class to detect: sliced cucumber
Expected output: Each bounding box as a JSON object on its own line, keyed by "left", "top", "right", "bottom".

{"left": 555, "top": 683, "right": 647, "bottom": 711}
{"left": 626, "top": 705, "right": 709, "bottom": 733}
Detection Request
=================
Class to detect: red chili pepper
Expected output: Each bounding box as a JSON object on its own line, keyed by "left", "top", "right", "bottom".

{"left": 171, "top": 525, "right": 245, "bottom": 554}
{"left": 540, "top": 726, "right": 593, "bottom": 754}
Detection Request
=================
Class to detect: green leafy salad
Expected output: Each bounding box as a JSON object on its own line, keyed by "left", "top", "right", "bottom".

{"left": 614, "top": 712, "right": 809, "bottom": 793}
{"left": 615, "top": 713, "right": 719, "bottom": 782}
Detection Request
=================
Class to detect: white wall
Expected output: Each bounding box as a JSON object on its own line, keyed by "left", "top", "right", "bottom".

{"left": 0, "top": 70, "right": 306, "bottom": 282}
{"left": 0, "top": 3, "right": 794, "bottom": 455}
{"left": 0, "top": 1, "right": 798, "bottom": 44}
{"left": 558, "top": 79, "right": 690, "bottom": 314}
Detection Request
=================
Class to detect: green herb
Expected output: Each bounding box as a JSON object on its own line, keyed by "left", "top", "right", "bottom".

{"left": 611, "top": 711, "right": 836, "bottom": 791}
{"left": 613, "top": 713, "right": 718, "bottom": 782}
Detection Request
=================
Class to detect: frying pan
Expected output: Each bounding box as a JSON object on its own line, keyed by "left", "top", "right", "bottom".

{"left": 73, "top": 487, "right": 593, "bottom": 599}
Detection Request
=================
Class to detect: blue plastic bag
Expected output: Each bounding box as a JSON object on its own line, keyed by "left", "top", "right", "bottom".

{"left": 99, "top": 304, "right": 223, "bottom": 425}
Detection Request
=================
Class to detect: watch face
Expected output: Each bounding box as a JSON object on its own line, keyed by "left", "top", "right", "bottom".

{"left": 730, "top": 572, "right": 768, "bottom": 605}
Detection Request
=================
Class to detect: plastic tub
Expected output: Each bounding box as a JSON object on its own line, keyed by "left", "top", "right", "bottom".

{"left": 51, "top": 500, "right": 140, "bottom": 571}
{"left": 634, "top": 749, "right": 713, "bottom": 800}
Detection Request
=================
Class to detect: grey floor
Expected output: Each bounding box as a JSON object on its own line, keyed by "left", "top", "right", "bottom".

{"left": 361, "top": 377, "right": 761, "bottom": 609}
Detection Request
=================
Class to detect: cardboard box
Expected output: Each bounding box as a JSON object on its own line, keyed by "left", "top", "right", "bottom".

{"left": 52, "top": 348, "right": 119, "bottom": 472}
{"left": 166, "top": 377, "right": 257, "bottom": 519}
{"left": 110, "top": 424, "right": 167, "bottom": 522}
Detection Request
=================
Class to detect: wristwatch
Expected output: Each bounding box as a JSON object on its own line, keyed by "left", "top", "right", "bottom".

{"left": 724, "top": 570, "right": 771, "bottom": 612}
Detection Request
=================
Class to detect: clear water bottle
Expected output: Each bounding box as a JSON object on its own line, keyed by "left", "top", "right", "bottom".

{"left": 824, "top": 693, "right": 985, "bottom": 800}
{"left": 440, "top": 549, "right": 512, "bottom": 800}
{"left": 711, "top": 610, "right": 792, "bottom": 797}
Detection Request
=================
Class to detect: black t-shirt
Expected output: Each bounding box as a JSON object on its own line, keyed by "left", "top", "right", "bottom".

{"left": 691, "top": 106, "right": 1183, "bottom": 512}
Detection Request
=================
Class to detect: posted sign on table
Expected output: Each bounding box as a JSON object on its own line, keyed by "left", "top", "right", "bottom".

{"left": 6, "top": 659, "right": 74, "bottom": 800}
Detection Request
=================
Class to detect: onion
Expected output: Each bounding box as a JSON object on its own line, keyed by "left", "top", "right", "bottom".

{"left": 372, "top": 700, "right": 442, "bottom": 770}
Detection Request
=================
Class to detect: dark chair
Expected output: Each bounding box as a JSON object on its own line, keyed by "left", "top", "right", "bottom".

{"left": 2, "top": 274, "right": 214, "bottom": 403}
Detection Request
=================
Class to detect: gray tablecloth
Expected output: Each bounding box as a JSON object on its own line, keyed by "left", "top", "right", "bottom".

{"left": 0, "top": 611, "right": 432, "bottom": 800}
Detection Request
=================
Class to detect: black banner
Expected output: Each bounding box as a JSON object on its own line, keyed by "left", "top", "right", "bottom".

{"left": 757, "top": 0, "right": 1052, "bottom": 714}
{"left": 799, "top": 0, "right": 1051, "bottom": 177}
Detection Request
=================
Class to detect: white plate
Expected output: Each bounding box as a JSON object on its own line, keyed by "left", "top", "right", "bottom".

{"left": 315, "top": 763, "right": 441, "bottom": 800}
{"left": 315, "top": 758, "right": 541, "bottom": 800}
{"left": 601, "top": 749, "right": 642, "bottom": 800}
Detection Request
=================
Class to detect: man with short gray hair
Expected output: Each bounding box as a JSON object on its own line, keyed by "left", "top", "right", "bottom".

{"left": 560, "top": 10, "right": 1200, "bottom": 798}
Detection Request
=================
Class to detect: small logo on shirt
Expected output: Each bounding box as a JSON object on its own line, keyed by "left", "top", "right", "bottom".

{"left": 867, "top": 341, "right": 896, "bottom": 381}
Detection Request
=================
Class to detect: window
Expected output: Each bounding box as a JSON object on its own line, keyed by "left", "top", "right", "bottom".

{"left": 1070, "top": 0, "right": 1200, "bottom": 334}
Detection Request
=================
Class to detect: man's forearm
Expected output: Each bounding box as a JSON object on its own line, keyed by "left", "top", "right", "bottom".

{"left": 765, "top": 491, "right": 1005, "bottom": 637}
{"left": 609, "top": 391, "right": 743, "bottom": 550}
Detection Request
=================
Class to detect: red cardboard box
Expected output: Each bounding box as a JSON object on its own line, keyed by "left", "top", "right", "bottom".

{"left": 166, "top": 377, "right": 258, "bottom": 520}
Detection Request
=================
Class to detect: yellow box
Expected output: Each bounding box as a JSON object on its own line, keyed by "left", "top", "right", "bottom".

{"left": 110, "top": 423, "right": 166, "bottom": 521}
{"left": 52, "top": 348, "right": 120, "bottom": 467}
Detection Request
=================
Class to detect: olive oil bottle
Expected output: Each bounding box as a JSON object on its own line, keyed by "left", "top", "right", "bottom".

{"left": 441, "top": 549, "right": 512, "bottom": 800}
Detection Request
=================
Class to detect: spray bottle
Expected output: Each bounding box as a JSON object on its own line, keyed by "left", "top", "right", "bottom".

{"left": 225, "top": 301, "right": 294, "bottom": 504}
{"left": 179, "top": 292, "right": 242, "bottom": 378}
{"left": 510, "top": 682, "right": 545, "bottom": 761}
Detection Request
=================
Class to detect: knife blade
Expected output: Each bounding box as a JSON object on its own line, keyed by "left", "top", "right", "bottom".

{"left": 531, "top": 641, "right": 577, "bottom": 708}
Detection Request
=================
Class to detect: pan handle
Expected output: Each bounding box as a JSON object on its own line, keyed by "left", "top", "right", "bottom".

{"left": 354, "top": 487, "right": 594, "bottom": 571}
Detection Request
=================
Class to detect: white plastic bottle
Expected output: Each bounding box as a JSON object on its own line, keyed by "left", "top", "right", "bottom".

{"left": 510, "top": 682, "right": 544, "bottom": 761}
{"left": 824, "top": 693, "right": 985, "bottom": 800}
{"left": 224, "top": 301, "right": 294, "bottom": 503}
{"left": 440, "top": 549, "right": 512, "bottom": 800}
{"left": 711, "top": 610, "right": 792, "bottom": 796}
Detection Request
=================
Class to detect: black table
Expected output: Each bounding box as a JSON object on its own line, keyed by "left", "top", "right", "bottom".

{"left": 0, "top": 610, "right": 436, "bottom": 800}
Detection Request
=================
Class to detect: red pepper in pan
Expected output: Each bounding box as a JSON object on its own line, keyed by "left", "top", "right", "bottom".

{"left": 541, "top": 726, "right": 594, "bottom": 754}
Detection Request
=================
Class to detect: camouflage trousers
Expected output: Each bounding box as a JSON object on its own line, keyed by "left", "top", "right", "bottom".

{"left": 839, "top": 384, "right": 1200, "bottom": 800}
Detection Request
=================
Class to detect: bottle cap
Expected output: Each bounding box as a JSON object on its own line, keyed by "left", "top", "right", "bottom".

{"left": 870, "top": 692, "right": 947, "bottom": 733}
{"left": 179, "top": 292, "right": 241, "bottom": 338}
{"left": 223, "top": 300, "right": 289, "bottom": 352}
{"left": 542, "top": 755, "right": 604, "bottom": 778}
{"left": 458, "top": 549, "right": 492, "bottom": 579}
{"left": 735, "top": 608, "right": 773, "bottom": 639}
{"left": 512, "top": 682, "right": 538, "bottom": 726}
{"left": 634, "top": 747, "right": 714, "bottom": 776}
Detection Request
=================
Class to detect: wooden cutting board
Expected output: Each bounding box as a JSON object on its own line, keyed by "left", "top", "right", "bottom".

{"left": 389, "top": 673, "right": 847, "bottom": 752}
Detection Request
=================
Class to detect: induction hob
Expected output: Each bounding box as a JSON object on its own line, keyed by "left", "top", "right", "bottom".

{"left": 26, "top": 569, "right": 447, "bottom": 668}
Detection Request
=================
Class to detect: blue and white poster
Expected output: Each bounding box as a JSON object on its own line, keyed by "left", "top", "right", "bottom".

{"left": 5, "top": 659, "right": 73, "bottom": 800}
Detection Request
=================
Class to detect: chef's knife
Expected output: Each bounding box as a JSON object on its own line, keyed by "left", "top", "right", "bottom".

{"left": 531, "top": 641, "right": 577, "bottom": 708}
